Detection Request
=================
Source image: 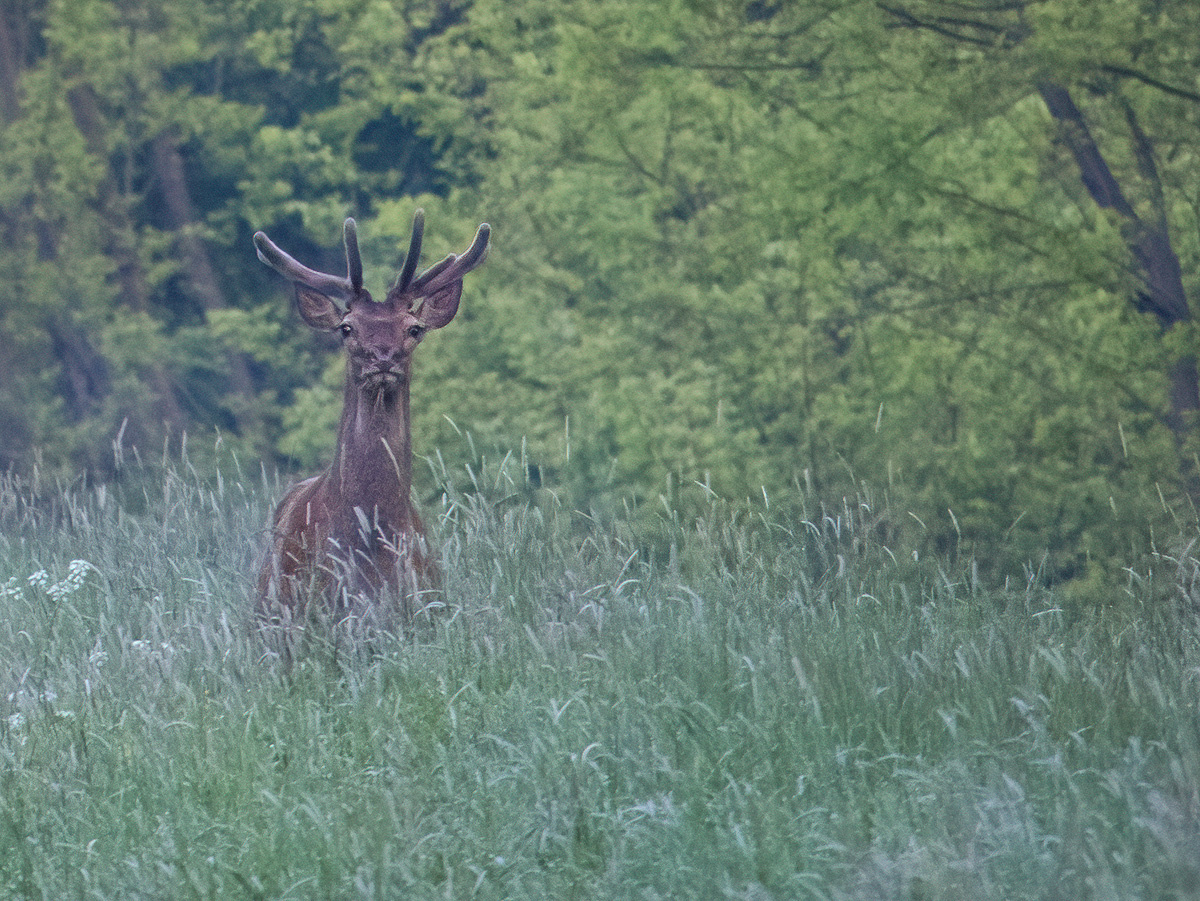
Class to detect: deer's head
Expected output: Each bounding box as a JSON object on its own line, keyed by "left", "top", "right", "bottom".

{"left": 254, "top": 211, "right": 490, "bottom": 399}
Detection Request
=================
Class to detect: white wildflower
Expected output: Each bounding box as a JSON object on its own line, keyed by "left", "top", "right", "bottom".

{"left": 89, "top": 638, "right": 108, "bottom": 668}
{"left": 5, "top": 712, "right": 27, "bottom": 747}
{"left": 47, "top": 560, "right": 95, "bottom": 600}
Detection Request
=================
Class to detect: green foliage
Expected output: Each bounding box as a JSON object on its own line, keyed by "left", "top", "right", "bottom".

{"left": 409, "top": 0, "right": 1199, "bottom": 581}
{"left": 2, "top": 453, "right": 1199, "bottom": 897}
{"left": 1, "top": 0, "right": 1199, "bottom": 588}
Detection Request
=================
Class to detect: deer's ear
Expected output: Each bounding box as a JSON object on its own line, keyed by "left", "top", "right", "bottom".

{"left": 417, "top": 281, "right": 462, "bottom": 330}
{"left": 295, "top": 286, "right": 344, "bottom": 331}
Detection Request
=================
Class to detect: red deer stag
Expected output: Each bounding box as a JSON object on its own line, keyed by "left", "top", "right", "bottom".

{"left": 254, "top": 210, "right": 489, "bottom": 632}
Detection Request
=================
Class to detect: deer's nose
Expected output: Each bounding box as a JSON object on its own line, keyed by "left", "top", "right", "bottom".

{"left": 370, "top": 346, "right": 403, "bottom": 367}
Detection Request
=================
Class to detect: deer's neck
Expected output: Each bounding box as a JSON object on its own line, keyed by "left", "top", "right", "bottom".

{"left": 328, "top": 378, "right": 414, "bottom": 533}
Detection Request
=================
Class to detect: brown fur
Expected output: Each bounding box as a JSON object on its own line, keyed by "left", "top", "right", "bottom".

{"left": 253, "top": 213, "right": 488, "bottom": 634}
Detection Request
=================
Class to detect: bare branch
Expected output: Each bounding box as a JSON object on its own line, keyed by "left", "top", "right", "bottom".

{"left": 1101, "top": 64, "right": 1200, "bottom": 105}
{"left": 877, "top": 3, "right": 998, "bottom": 46}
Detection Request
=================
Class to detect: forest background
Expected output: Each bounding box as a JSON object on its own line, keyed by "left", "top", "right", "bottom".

{"left": 2, "top": 0, "right": 1199, "bottom": 598}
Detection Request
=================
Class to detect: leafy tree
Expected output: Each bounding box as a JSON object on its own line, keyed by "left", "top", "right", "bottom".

{"left": 0, "top": 0, "right": 469, "bottom": 475}
{"left": 2, "top": 0, "right": 1197, "bottom": 592}
{"left": 415, "top": 0, "right": 1196, "bottom": 585}
{"left": 875, "top": 1, "right": 1200, "bottom": 491}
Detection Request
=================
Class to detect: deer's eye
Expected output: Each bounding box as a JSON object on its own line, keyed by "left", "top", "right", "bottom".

{"left": 408, "top": 325, "right": 424, "bottom": 339}
{"left": 339, "top": 323, "right": 353, "bottom": 337}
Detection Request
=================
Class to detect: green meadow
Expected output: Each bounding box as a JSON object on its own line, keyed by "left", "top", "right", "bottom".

{"left": 1, "top": 448, "right": 1198, "bottom": 900}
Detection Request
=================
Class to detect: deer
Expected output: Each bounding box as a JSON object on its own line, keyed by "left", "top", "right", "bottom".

{"left": 253, "top": 210, "right": 489, "bottom": 636}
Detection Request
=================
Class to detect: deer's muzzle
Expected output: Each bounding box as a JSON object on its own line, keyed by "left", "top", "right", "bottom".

{"left": 361, "top": 369, "right": 403, "bottom": 392}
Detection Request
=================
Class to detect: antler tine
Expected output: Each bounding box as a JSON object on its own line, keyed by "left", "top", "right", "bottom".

{"left": 411, "top": 223, "right": 491, "bottom": 293}
{"left": 344, "top": 218, "right": 363, "bottom": 292}
{"left": 396, "top": 209, "right": 425, "bottom": 292}
{"left": 254, "top": 229, "right": 355, "bottom": 302}
{"left": 457, "top": 223, "right": 491, "bottom": 272}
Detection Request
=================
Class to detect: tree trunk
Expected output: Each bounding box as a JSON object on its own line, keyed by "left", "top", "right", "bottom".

{"left": 0, "top": 2, "right": 27, "bottom": 123}
{"left": 1037, "top": 82, "right": 1199, "bottom": 496}
{"left": 150, "top": 129, "right": 262, "bottom": 439}
{"left": 65, "top": 85, "right": 189, "bottom": 448}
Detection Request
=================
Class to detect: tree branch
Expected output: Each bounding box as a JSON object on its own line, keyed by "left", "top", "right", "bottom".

{"left": 1038, "top": 82, "right": 1190, "bottom": 328}
{"left": 1035, "top": 83, "right": 1135, "bottom": 216}
{"left": 1101, "top": 64, "right": 1200, "bottom": 105}
{"left": 877, "top": 3, "right": 1000, "bottom": 46}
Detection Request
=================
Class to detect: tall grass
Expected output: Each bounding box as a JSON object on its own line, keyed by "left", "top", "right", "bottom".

{"left": 1, "top": 447, "right": 1198, "bottom": 899}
